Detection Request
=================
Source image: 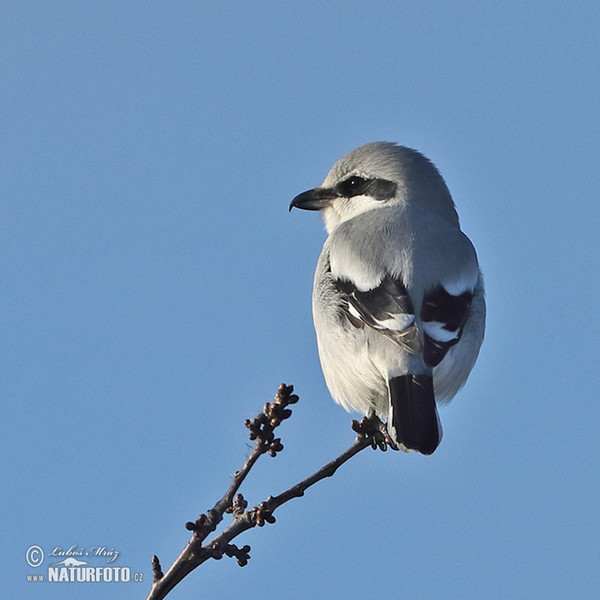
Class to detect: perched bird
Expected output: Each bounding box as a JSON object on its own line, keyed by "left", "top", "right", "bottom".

{"left": 290, "top": 142, "right": 485, "bottom": 455}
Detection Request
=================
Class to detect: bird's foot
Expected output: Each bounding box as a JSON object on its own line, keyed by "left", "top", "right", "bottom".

{"left": 351, "top": 414, "right": 399, "bottom": 451}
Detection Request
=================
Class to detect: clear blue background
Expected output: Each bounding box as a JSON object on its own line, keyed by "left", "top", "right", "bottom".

{"left": 3, "top": 2, "right": 599, "bottom": 598}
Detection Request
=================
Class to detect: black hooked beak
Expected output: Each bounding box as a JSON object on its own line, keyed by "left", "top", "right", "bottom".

{"left": 289, "top": 187, "right": 337, "bottom": 212}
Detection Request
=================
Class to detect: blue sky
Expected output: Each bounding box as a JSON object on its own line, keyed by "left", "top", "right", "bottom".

{"left": 3, "top": 2, "right": 599, "bottom": 598}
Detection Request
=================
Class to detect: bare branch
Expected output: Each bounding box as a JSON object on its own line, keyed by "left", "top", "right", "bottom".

{"left": 145, "top": 384, "right": 393, "bottom": 600}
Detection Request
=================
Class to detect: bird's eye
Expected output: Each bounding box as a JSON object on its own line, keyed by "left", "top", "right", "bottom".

{"left": 337, "top": 176, "right": 368, "bottom": 197}
{"left": 347, "top": 176, "right": 365, "bottom": 188}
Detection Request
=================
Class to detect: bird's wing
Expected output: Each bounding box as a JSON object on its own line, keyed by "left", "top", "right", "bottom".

{"left": 421, "top": 284, "right": 473, "bottom": 367}
{"left": 334, "top": 275, "right": 422, "bottom": 353}
{"left": 334, "top": 275, "right": 475, "bottom": 365}
{"left": 327, "top": 215, "right": 478, "bottom": 364}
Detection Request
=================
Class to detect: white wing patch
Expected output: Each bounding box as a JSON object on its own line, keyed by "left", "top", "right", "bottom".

{"left": 421, "top": 285, "right": 474, "bottom": 367}
{"left": 441, "top": 267, "right": 478, "bottom": 296}
{"left": 335, "top": 274, "right": 421, "bottom": 352}
{"left": 374, "top": 313, "right": 415, "bottom": 331}
{"left": 422, "top": 320, "right": 460, "bottom": 343}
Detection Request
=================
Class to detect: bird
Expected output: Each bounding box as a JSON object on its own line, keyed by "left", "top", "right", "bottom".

{"left": 289, "top": 142, "right": 485, "bottom": 455}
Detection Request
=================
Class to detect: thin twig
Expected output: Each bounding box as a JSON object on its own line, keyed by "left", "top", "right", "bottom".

{"left": 144, "top": 385, "right": 392, "bottom": 600}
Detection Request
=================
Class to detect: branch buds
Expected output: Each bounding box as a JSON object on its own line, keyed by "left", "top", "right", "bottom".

{"left": 244, "top": 384, "right": 298, "bottom": 456}
{"left": 253, "top": 501, "right": 276, "bottom": 527}
{"left": 151, "top": 554, "right": 164, "bottom": 582}
{"left": 232, "top": 493, "right": 248, "bottom": 517}
{"left": 267, "top": 438, "right": 283, "bottom": 457}
{"left": 224, "top": 543, "right": 251, "bottom": 567}
{"left": 185, "top": 513, "right": 207, "bottom": 536}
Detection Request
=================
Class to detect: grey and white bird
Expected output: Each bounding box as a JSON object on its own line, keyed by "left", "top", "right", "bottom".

{"left": 290, "top": 142, "right": 485, "bottom": 455}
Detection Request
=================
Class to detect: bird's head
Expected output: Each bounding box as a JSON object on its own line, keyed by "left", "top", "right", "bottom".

{"left": 290, "top": 141, "right": 458, "bottom": 233}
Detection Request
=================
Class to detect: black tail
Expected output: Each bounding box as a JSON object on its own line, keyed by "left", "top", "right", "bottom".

{"left": 389, "top": 375, "right": 441, "bottom": 455}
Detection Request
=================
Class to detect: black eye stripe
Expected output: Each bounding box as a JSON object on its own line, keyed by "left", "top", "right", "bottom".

{"left": 335, "top": 176, "right": 397, "bottom": 200}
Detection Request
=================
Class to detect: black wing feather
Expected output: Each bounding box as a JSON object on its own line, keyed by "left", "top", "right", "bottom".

{"left": 421, "top": 285, "right": 473, "bottom": 367}
{"left": 334, "top": 275, "right": 421, "bottom": 351}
